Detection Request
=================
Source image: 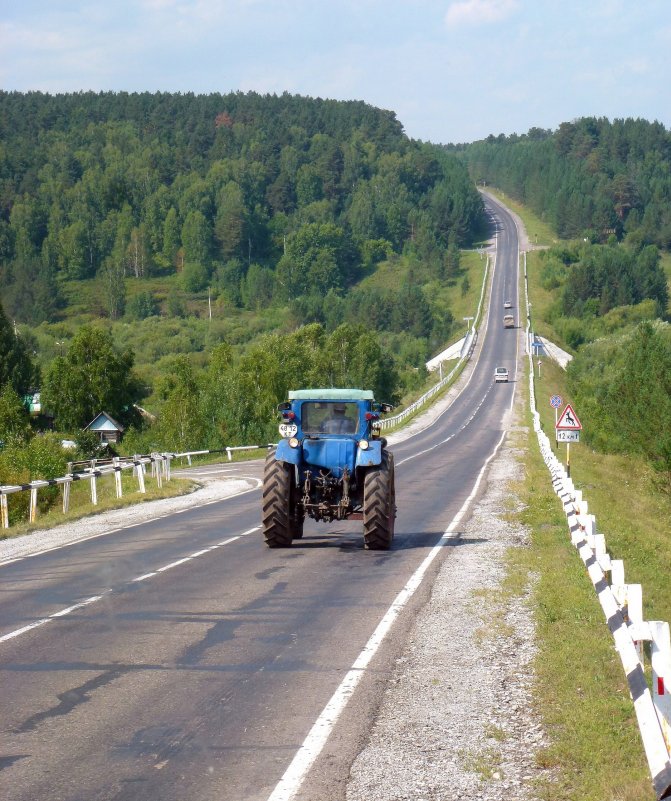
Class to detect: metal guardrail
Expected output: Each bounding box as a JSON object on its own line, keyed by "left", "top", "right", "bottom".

{"left": 0, "top": 445, "right": 272, "bottom": 529}
{"left": 378, "top": 253, "right": 490, "bottom": 430}
{"left": 524, "top": 251, "right": 671, "bottom": 799}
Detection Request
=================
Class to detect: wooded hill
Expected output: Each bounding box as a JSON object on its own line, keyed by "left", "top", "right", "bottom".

{"left": 0, "top": 90, "right": 483, "bottom": 324}
{"left": 0, "top": 90, "right": 486, "bottom": 459}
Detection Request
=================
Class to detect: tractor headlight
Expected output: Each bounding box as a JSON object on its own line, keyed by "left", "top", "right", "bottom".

{"left": 358, "top": 439, "right": 369, "bottom": 450}
{"left": 289, "top": 437, "right": 300, "bottom": 448}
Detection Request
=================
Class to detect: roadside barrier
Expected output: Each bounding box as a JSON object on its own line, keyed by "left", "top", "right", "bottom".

{"left": 378, "top": 253, "right": 490, "bottom": 430}
{"left": 0, "top": 445, "right": 272, "bottom": 530}
{"left": 527, "top": 332, "right": 671, "bottom": 799}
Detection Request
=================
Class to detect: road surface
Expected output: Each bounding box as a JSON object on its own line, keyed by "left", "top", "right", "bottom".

{"left": 0, "top": 195, "right": 522, "bottom": 801}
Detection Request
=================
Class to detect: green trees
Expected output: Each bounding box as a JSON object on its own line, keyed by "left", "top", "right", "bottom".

{"left": 41, "top": 326, "right": 142, "bottom": 431}
{"left": 0, "top": 383, "right": 31, "bottom": 443}
{"left": 0, "top": 301, "right": 37, "bottom": 395}
{"left": 568, "top": 321, "right": 671, "bottom": 489}
{"left": 0, "top": 90, "right": 484, "bottom": 315}
{"left": 462, "top": 117, "right": 671, "bottom": 249}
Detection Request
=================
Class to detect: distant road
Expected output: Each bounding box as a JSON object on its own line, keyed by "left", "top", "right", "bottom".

{"left": 0, "top": 195, "right": 521, "bottom": 801}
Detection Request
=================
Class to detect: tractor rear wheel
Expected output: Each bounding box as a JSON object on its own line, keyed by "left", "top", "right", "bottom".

{"left": 262, "top": 451, "right": 301, "bottom": 547}
{"left": 363, "top": 451, "right": 395, "bottom": 550}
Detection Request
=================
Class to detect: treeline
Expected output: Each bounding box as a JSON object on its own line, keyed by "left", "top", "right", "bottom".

{"left": 538, "top": 241, "right": 668, "bottom": 348}
{"left": 567, "top": 321, "right": 671, "bottom": 491}
{"left": 0, "top": 90, "right": 484, "bottom": 325}
{"left": 459, "top": 117, "right": 671, "bottom": 246}
{"left": 0, "top": 299, "right": 402, "bottom": 507}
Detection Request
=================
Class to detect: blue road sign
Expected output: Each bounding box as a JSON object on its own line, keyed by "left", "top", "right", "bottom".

{"left": 550, "top": 395, "right": 562, "bottom": 409}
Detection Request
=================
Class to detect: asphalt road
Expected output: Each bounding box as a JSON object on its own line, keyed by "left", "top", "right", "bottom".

{"left": 0, "top": 194, "right": 522, "bottom": 801}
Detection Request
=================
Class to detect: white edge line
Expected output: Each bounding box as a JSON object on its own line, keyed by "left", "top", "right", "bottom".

{"left": 0, "top": 528, "right": 260, "bottom": 644}
{"left": 266, "top": 430, "right": 507, "bottom": 801}
{"left": 0, "top": 480, "right": 262, "bottom": 567}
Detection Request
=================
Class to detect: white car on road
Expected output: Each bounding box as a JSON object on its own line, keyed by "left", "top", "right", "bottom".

{"left": 494, "top": 366, "right": 509, "bottom": 383}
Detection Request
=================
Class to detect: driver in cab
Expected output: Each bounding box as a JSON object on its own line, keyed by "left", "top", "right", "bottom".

{"left": 321, "top": 403, "right": 356, "bottom": 434}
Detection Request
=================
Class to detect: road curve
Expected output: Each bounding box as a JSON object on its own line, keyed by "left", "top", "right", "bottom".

{"left": 0, "top": 195, "right": 522, "bottom": 801}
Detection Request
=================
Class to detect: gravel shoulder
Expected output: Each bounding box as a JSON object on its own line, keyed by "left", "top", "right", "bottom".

{"left": 346, "top": 384, "right": 551, "bottom": 801}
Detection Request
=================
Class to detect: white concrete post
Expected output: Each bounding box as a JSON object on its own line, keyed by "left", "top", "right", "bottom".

{"left": 626, "top": 583, "right": 645, "bottom": 663}
{"left": 91, "top": 474, "right": 97, "bottom": 506}
{"left": 650, "top": 621, "right": 671, "bottom": 753}
{"left": 1, "top": 493, "right": 8, "bottom": 529}
{"left": 227, "top": 447, "right": 233, "bottom": 461}
{"left": 155, "top": 458, "right": 162, "bottom": 488}
{"left": 63, "top": 480, "right": 71, "bottom": 513}
{"left": 29, "top": 486, "right": 38, "bottom": 522}
{"left": 114, "top": 458, "right": 122, "bottom": 499}
{"left": 136, "top": 462, "right": 146, "bottom": 494}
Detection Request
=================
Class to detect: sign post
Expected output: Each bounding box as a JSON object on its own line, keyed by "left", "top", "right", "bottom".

{"left": 550, "top": 395, "right": 562, "bottom": 448}
{"left": 555, "top": 403, "right": 582, "bottom": 477}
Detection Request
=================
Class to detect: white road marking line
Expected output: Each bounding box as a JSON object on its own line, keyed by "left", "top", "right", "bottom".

{"left": 0, "top": 593, "right": 108, "bottom": 643}
{"left": 0, "top": 527, "right": 260, "bottom": 645}
{"left": 0, "top": 480, "right": 262, "bottom": 568}
{"left": 396, "top": 386, "right": 493, "bottom": 467}
{"left": 265, "top": 431, "right": 507, "bottom": 801}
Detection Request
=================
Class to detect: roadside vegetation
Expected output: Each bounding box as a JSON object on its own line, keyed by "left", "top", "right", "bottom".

{"left": 480, "top": 185, "right": 670, "bottom": 797}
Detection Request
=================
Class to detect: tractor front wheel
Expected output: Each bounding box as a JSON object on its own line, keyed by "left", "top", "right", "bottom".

{"left": 363, "top": 451, "right": 395, "bottom": 550}
{"left": 262, "top": 451, "right": 301, "bottom": 547}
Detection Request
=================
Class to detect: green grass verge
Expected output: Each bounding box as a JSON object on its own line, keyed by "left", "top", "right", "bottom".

{"left": 504, "top": 355, "right": 667, "bottom": 800}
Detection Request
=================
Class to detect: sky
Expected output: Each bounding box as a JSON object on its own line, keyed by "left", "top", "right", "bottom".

{"left": 2, "top": 0, "right": 669, "bottom": 145}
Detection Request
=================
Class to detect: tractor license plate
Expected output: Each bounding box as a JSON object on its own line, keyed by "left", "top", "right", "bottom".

{"left": 279, "top": 423, "right": 298, "bottom": 438}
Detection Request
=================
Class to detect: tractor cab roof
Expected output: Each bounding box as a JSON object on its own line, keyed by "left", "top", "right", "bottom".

{"left": 288, "top": 388, "right": 375, "bottom": 401}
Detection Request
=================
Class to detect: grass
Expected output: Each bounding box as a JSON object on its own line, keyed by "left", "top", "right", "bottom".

{"left": 504, "top": 343, "right": 666, "bottom": 800}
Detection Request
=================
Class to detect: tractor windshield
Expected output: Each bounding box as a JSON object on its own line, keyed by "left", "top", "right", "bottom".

{"left": 302, "top": 401, "right": 358, "bottom": 435}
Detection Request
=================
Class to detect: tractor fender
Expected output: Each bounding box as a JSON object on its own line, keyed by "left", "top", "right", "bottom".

{"left": 355, "top": 439, "right": 383, "bottom": 468}
{"left": 275, "top": 438, "right": 301, "bottom": 465}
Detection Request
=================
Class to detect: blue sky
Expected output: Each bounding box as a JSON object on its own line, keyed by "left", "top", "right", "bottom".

{"left": 2, "top": 0, "right": 669, "bottom": 144}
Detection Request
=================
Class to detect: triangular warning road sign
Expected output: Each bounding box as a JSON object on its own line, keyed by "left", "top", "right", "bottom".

{"left": 556, "top": 403, "right": 582, "bottom": 430}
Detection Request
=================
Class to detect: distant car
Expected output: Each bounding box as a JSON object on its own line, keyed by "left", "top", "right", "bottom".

{"left": 494, "top": 367, "right": 509, "bottom": 383}
{"left": 504, "top": 300, "right": 512, "bottom": 309}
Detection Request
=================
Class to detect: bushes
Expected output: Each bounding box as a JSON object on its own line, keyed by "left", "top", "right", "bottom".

{"left": 0, "top": 434, "right": 69, "bottom": 524}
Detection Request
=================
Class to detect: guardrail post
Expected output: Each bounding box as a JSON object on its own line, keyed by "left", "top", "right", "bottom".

{"left": 136, "top": 460, "right": 146, "bottom": 494}
{"left": 63, "top": 479, "right": 71, "bottom": 513}
{"left": 650, "top": 621, "right": 671, "bottom": 753}
{"left": 1, "top": 492, "right": 8, "bottom": 529}
{"left": 164, "top": 454, "right": 171, "bottom": 481}
{"left": 90, "top": 473, "right": 97, "bottom": 506}
{"left": 155, "top": 457, "right": 162, "bottom": 488}
{"left": 227, "top": 447, "right": 232, "bottom": 461}
{"left": 29, "top": 486, "right": 38, "bottom": 522}
{"left": 114, "top": 458, "right": 122, "bottom": 499}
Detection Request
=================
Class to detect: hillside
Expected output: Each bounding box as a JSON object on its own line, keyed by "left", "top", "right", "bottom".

{"left": 0, "top": 90, "right": 487, "bottom": 451}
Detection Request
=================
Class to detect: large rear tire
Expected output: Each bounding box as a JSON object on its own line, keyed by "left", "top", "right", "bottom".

{"left": 363, "top": 451, "right": 395, "bottom": 550}
{"left": 262, "top": 451, "right": 301, "bottom": 547}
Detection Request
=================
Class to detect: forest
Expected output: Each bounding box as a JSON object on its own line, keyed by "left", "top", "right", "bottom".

{"left": 0, "top": 90, "right": 486, "bottom": 492}
{"left": 459, "top": 117, "right": 671, "bottom": 487}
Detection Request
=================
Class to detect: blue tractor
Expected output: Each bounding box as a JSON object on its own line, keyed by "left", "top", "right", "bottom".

{"left": 262, "top": 389, "right": 396, "bottom": 549}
